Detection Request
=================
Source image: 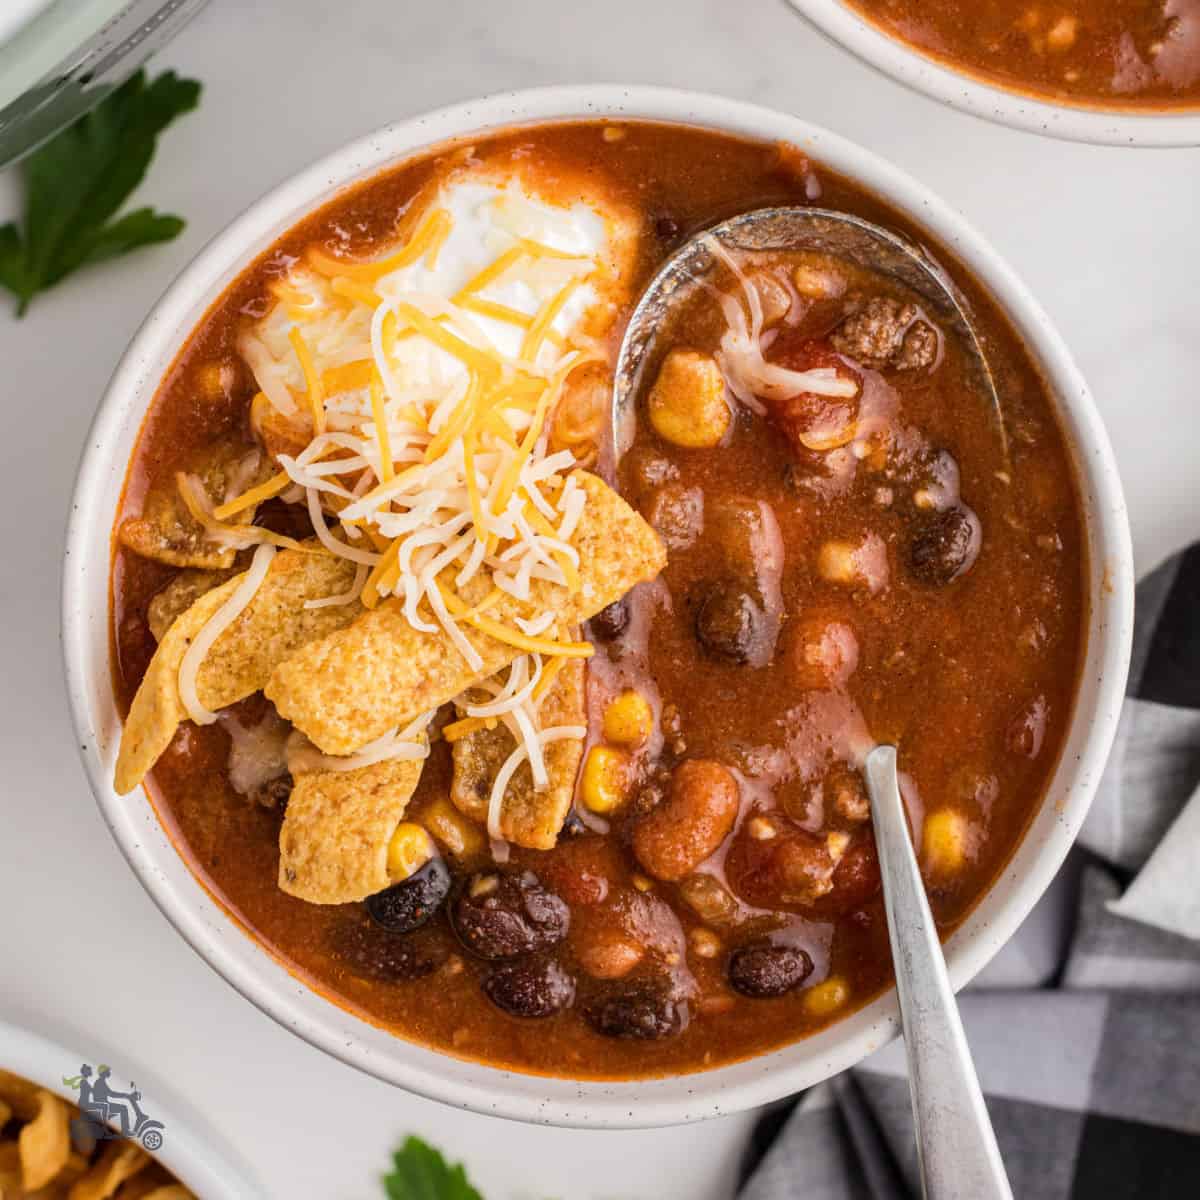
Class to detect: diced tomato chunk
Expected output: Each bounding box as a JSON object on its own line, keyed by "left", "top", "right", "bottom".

{"left": 761, "top": 335, "right": 862, "bottom": 453}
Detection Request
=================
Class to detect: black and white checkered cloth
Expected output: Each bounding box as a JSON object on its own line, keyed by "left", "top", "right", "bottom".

{"left": 739, "top": 546, "right": 1200, "bottom": 1199}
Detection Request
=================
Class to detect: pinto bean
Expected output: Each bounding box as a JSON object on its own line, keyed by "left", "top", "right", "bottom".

{"left": 632, "top": 760, "right": 740, "bottom": 882}
{"left": 810, "top": 839, "right": 882, "bottom": 916}
{"left": 726, "top": 826, "right": 839, "bottom": 909}
{"left": 536, "top": 836, "right": 616, "bottom": 906}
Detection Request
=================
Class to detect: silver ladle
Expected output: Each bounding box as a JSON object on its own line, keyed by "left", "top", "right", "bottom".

{"left": 612, "top": 205, "right": 1008, "bottom": 463}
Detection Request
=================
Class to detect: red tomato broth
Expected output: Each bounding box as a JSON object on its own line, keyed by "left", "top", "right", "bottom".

{"left": 110, "top": 121, "right": 1086, "bottom": 1078}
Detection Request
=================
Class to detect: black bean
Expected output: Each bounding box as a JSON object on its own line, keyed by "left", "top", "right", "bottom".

{"left": 694, "top": 580, "right": 763, "bottom": 664}
{"left": 585, "top": 981, "right": 687, "bottom": 1040}
{"left": 727, "top": 943, "right": 813, "bottom": 998}
{"left": 329, "top": 919, "right": 443, "bottom": 982}
{"left": 366, "top": 857, "right": 452, "bottom": 934}
{"left": 588, "top": 598, "right": 630, "bottom": 641}
{"left": 450, "top": 870, "right": 570, "bottom": 960}
{"left": 559, "top": 811, "right": 588, "bottom": 839}
{"left": 252, "top": 497, "right": 315, "bottom": 541}
{"left": 908, "top": 505, "right": 981, "bottom": 586}
{"left": 483, "top": 958, "right": 576, "bottom": 1018}
{"left": 654, "top": 213, "right": 682, "bottom": 242}
{"left": 251, "top": 773, "right": 293, "bottom": 810}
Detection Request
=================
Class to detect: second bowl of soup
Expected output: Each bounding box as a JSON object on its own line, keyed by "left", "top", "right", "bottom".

{"left": 787, "top": 0, "right": 1200, "bottom": 145}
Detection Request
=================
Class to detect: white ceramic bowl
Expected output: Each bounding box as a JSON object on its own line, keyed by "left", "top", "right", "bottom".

{"left": 785, "top": 0, "right": 1200, "bottom": 147}
{"left": 62, "top": 85, "right": 1134, "bottom": 1128}
{"left": 0, "top": 1013, "right": 261, "bottom": 1195}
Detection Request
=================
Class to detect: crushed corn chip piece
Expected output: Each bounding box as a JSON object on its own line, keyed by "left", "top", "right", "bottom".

{"left": 450, "top": 652, "right": 585, "bottom": 849}
{"left": 278, "top": 752, "right": 425, "bottom": 903}
{"left": 267, "top": 472, "right": 666, "bottom": 754}
{"left": 115, "top": 547, "right": 361, "bottom": 794}
{"left": 18, "top": 1090, "right": 70, "bottom": 1191}
{"left": 118, "top": 440, "right": 273, "bottom": 569}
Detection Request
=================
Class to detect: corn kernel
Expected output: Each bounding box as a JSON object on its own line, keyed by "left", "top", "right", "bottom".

{"left": 470, "top": 874, "right": 500, "bottom": 899}
{"left": 923, "top": 808, "right": 970, "bottom": 877}
{"left": 580, "top": 745, "right": 629, "bottom": 814}
{"left": 793, "top": 264, "right": 845, "bottom": 300}
{"left": 423, "top": 797, "right": 485, "bottom": 859}
{"left": 632, "top": 873, "right": 655, "bottom": 892}
{"left": 747, "top": 817, "right": 777, "bottom": 841}
{"left": 647, "top": 348, "right": 731, "bottom": 449}
{"left": 817, "top": 540, "right": 858, "bottom": 583}
{"left": 826, "top": 831, "right": 851, "bottom": 861}
{"left": 805, "top": 977, "right": 850, "bottom": 1018}
{"left": 386, "top": 822, "right": 436, "bottom": 881}
{"left": 197, "top": 361, "right": 235, "bottom": 400}
{"left": 1046, "top": 14, "right": 1078, "bottom": 49}
{"left": 1016, "top": 7, "right": 1042, "bottom": 33}
{"left": 690, "top": 928, "right": 722, "bottom": 959}
{"left": 602, "top": 690, "right": 654, "bottom": 747}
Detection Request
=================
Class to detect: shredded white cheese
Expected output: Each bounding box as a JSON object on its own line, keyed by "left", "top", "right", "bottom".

{"left": 287, "top": 710, "right": 437, "bottom": 773}
{"left": 486, "top": 724, "right": 588, "bottom": 842}
{"left": 708, "top": 238, "right": 859, "bottom": 409}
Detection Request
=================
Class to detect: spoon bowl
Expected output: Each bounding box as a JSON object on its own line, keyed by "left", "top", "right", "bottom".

{"left": 612, "top": 205, "right": 1008, "bottom": 461}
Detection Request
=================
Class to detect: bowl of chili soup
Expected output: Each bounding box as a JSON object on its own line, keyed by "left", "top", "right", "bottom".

{"left": 63, "top": 86, "right": 1133, "bottom": 1126}
{"left": 786, "top": 0, "right": 1200, "bottom": 145}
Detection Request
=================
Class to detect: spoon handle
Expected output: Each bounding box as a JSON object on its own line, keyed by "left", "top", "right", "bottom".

{"left": 864, "top": 745, "right": 1013, "bottom": 1200}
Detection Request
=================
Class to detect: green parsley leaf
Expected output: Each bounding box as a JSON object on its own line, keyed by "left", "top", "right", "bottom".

{"left": 383, "top": 1136, "right": 485, "bottom": 1200}
{"left": 0, "top": 68, "right": 200, "bottom": 315}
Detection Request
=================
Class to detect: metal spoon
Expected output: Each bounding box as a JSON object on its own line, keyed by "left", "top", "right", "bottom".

{"left": 612, "top": 206, "right": 1007, "bottom": 462}
{"left": 864, "top": 744, "right": 1013, "bottom": 1200}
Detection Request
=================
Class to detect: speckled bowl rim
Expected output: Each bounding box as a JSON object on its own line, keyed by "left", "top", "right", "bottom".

{"left": 784, "top": 0, "right": 1200, "bottom": 147}
{"left": 0, "top": 1014, "right": 263, "bottom": 1195}
{"left": 62, "top": 85, "right": 1134, "bottom": 1128}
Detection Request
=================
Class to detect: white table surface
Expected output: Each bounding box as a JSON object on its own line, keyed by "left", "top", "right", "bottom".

{"left": 1, "top": 1, "right": 1197, "bottom": 1197}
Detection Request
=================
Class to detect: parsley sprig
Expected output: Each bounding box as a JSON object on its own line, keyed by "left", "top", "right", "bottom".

{"left": 0, "top": 68, "right": 200, "bottom": 315}
{"left": 384, "top": 1137, "right": 484, "bottom": 1200}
